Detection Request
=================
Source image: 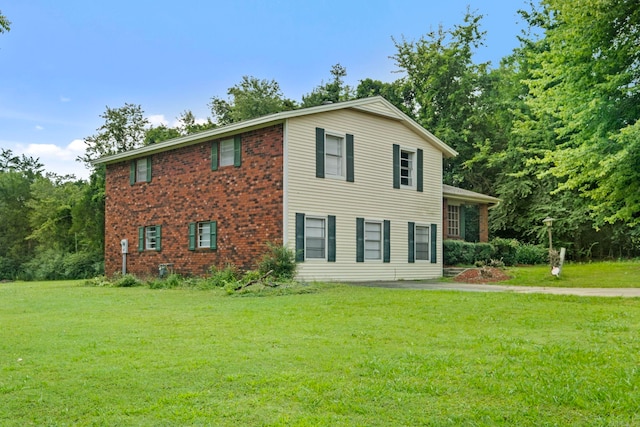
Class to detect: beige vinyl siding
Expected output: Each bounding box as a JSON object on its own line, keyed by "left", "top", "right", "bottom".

{"left": 285, "top": 108, "right": 444, "bottom": 281}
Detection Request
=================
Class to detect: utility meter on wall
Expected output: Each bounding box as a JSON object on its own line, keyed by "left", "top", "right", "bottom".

{"left": 120, "top": 239, "right": 129, "bottom": 254}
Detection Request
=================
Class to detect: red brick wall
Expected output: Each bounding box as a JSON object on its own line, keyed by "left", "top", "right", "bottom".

{"left": 104, "top": 124, "right": 284, "bottom": 277}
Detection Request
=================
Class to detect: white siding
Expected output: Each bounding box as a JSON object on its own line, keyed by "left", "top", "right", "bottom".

{"left": 285, "top": 108, "right": 445, "bottom": 281}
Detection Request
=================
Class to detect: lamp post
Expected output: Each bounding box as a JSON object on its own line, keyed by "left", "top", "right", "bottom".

{"left": 543, "top": 216, "right": 554, "bottom": 267}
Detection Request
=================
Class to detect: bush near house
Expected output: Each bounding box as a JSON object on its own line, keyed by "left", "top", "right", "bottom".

{"left": 444, "top": 239, "right": 548, "bottom": 266}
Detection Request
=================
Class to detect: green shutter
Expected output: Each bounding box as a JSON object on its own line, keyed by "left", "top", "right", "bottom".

{"left": 417, "top": 149, "right": 423, "bottom": 192}
{"left": 328, "top": 215, "right": 336, "bottom": 262}
{"left": 234, "top": 135, "right": 242, "bottom": 167}
{"left": 138, "top": 226, "right": 145, "bottom": 252}
{"left": 315, "top": 127, "right": 325, "bottom": 178}
{"left": 356, "top": 217, "right": 364, "bottom": 263}
{"left": 346, "top": 134, "right": 354, "bottom": 182}
{"left": 155, "top": 225, "right": 161, "bottom": 251}
{"left": 383, "top": 220, "right": 390, "bottom": 263}
{"left": 393, "top": 144, "right": 400, "bottom": 189}
{"left": 211, "top": 141, "right": 219, "bottom": 171}
{"left": 295, "top": 213, "right": 305, "bottom": 262}
{"left": 408, "top": 222, "right": 415, "bottom": 263}
{"left": 130, "top": 161, "right": 136, "bottom": 185}
{"left": 210, "top": 221, "right": 217, "bottom": 250}
{"left": 188, "top": 223, "right": 196, "bottom": 250}
{"left": 146, "top": 157, "right": 152, "bottom": 182}
{"left": 430, "top": 224, "right": 437, "bottom": 263}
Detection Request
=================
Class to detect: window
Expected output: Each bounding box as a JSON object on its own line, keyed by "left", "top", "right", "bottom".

{"left": 415, "top": 225, "right": 430, "bottom": 261}
{"left": 392, "top": 145, "right": 422, "bottom": 191}
{"left": 138, "top": 225, "right": 161, "bottom": 251}
{"left": 315, "top": 128, "right": 354, "bottom": 182}
{"left": 130, "top": 157, "right": 152, "bottom": 184}
{"left": 189, "top": 221, "right": 217, "bottom": 250}
{"left": 325, "top": 134, "right": 345, "bottom": 177}
{"left": 305, "top": 217, "right": 326, "bottom": 259}
{"left": 365, "top": 221, "right": 382, "bottom": 260}
{"left": 448, "top": 205, "right": 460, "bottom": 237}
{"left": 400, "top": 150, "right": 414, "bottom": 187}
{"left": 212, "top": 136, "right": 241, "bottom": 170}
{"left": 295, "top": 213, "right": 336, "bottom": 262}
{"left": 408, "top": 222, "right": 436, "bottom": 263}
{"left": 219, "top": 138, "right": 235, "bottom": 167}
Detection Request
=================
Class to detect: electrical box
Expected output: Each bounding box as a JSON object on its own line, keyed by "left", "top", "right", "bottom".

{"left": 120, "top": 239, "right": 129, "bottom": 254}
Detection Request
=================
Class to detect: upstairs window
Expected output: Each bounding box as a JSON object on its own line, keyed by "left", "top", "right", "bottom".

{"left": 400, "top": 150, "right": 414, "bottom": 187}
{"left": 212, "top": 136, "right": 242, "bottom": 170}
{"left": 315, "top": 127, "right": 354, "bottom": 182}
{"left": 130, "top": 157, "right": 152, "bottom": 184}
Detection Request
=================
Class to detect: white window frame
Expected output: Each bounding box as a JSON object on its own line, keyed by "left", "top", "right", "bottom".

{"left": 325, "top": 132, "right": 346, "bottom": 179}
{"left": 135, "top": 158, "right": 148, "bottom": 183}
{"left": 219, "top": 138, "right": 235, "bottom": 167}
{"left": 197, "top": 222, "right": 211, "bottom": 249}
{"left": 305, "top": 216, "right": 326, "bottom": 260}
{"left": 145, "top": 226, "right": 158, "bottom": 250}
{"left": 400, "top": 148, "right": 415, "bottom": 188}
{"left": 415, "top": 224, "right": 430, "bottom": 261}
{"left": 448, "top": 205, "right": 460, "bottom": 237}
{"left": 364, "top": 220, "right": 383, "bottom": 261}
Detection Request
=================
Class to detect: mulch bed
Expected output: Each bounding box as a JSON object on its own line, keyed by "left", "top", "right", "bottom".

{"left": 454, "top": 267, "right": 511, "bottom": 284}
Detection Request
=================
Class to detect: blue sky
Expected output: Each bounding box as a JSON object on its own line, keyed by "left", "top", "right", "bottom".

{"left": 0, "top": 1, "right": 529, "bottom": 179}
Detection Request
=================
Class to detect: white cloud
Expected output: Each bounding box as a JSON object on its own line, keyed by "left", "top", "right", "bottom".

{"left": 60, "top": 96, "right": 71, "bottom": 102}
{"left": 35, "top": 125, "right": 44, "bottom": 131}
{"left": 147, "top": 114, "right": 169, "bottom": 127}
{"left": 17, "top": 139, "right": 91, "bottom": 179}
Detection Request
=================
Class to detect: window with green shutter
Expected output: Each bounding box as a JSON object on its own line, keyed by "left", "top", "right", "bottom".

{"left": 316, "top": 127, "right": 354, "bottom": 181}
{"left": 189, "top": 221, "right": 217, "bottom": 250}
{"left": 130, "top": 157, "right": 152, "bottom": 184}
{"left": 139, "top": 225, "right": 161, "bottom": 251}
{"left": 212, "top": 136, "right": 242, "bottom": 170}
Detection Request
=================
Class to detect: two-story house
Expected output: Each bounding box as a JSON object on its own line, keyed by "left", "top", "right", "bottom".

{"left": 94, "top": 96, "right": 496, "bottom": 281}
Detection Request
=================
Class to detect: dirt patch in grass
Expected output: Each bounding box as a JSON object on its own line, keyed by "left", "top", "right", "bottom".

{"left": 454, "top": 267, "right": 511, "bottom": 283}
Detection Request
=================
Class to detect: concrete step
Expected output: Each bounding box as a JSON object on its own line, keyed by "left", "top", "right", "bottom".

{"left": 443, "top": 267, "right": 469, "bottom": 277}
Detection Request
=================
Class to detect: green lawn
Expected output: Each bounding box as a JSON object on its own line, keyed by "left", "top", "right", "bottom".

{"left": 1, "top": 280, "right": 639, "bottom": 425}
{"left": 504, "top": 260, "right": 640, "bottom": 287}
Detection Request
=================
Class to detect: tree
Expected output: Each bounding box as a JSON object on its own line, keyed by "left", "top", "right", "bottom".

{"left": 355, "top": 78, "right": 414, "bottom": 116}
{"left": 80, "top": 103, "right": 149, "bottom": 166}
{"left": 522, "top": 0, "right": 640, "bottom": 227}
{"left": 209, "top": 76, "right": 296, "bottom": 125}
{"left": 391, "top": 11, "right": 490, "bottom": 187}
{"left": 144, "top": 125, "right": 181, "bottom": 145}
{"left": 0, "top": 10, "right": 10, "bottom": 34}
{"left": 301, "top": 63, "right": 354, "bottom": 108}
{"left": 177, "top": 110, "right": 215, "bottom": 135}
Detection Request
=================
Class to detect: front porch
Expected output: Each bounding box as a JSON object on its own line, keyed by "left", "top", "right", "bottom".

{"left": 442, "top": 184, "right": 500, "bottom": 243}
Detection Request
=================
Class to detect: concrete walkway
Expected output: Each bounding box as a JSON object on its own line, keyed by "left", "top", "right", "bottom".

{"left": 349, "top": 281, "right": 640, "bottom": 298}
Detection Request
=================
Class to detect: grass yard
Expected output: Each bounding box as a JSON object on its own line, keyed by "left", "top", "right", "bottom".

{"left": 1, "top": 280, "right": 639, "bottom": 426}
{"left": 504, "top": 260, "right": 640, "bottom": 287}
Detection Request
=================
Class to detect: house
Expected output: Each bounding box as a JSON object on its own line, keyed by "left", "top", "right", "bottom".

{"left": 93, "top": 96, "right": 497, "bottom": 281}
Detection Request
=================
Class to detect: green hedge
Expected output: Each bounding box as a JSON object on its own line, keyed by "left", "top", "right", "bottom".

{"left": 444, "top": 239, "right": 548, "bottom": 266}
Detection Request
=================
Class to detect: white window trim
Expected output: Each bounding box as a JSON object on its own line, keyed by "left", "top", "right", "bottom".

{"left": 414, "top": 223, "right": 430, "bottom": 262}
{"left": 448, "top": 204, "right": 460, "bottom": 237}
{"left": 305, "top": 215, "right": 327, "bottom": 261}
{"left": 197, "top": 222, "right": 211, "bottom": 249}
{"left": 324, "top": 131, "right": 346, "bottom": 180}
{"left": 135, "top": 158, "right": 147, "bottom": 183}
{"left": 219, "top": 138, "right": 235, "bottom": 167}
{"left": 145, "top": 226, "right": 158, "bottom": 250}
{"left": 399, "top": 147, "right": 416, "bottom": 189}
{"left": 364, "top": 219, "right": 383, "bottom": 262}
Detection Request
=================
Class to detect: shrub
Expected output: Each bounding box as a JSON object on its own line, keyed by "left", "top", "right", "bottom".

{"left": 257, "top": 242, "right": 297, "bottom": 280}
{"left": 113, "top": 274, "right": 142, "bottom": 287}
{"left": 443, "top": 240, "right": 478, "bottom": 265}
{"left": 207, "top": 264, "right": 240, "bottom": 287}
{"left": 515, "top": 244, "right": 548, "bottom": 265}
{"left": 491, "top": 238, "right": 519, "bottom": 266}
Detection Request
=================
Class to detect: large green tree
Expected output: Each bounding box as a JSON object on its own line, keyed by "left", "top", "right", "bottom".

{"left": 523, "top": 0, "right": 640, "bottom": 228}
{"left": 0, "top": 10, "right": 10, "bottom": 34}
{"left": 80, "top": 103, "right": 149, "bottom": 166}
{"left": 391, "top": 11, "right": 491, "bottom": 188}
{"left": 301, "top": 64, "right": 354, "bottom": 108}
{"left": 209, "top": 76, "right": 296, "bottom": 125}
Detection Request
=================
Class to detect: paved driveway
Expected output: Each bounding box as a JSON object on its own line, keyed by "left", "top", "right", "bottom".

{"left": 349, "top": 281, "right": 640, "bottom": 298}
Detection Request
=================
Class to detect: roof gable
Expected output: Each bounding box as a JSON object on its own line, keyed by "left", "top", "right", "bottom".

{"left": 92, "top": 96, "right": 457, "bottom": 165}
